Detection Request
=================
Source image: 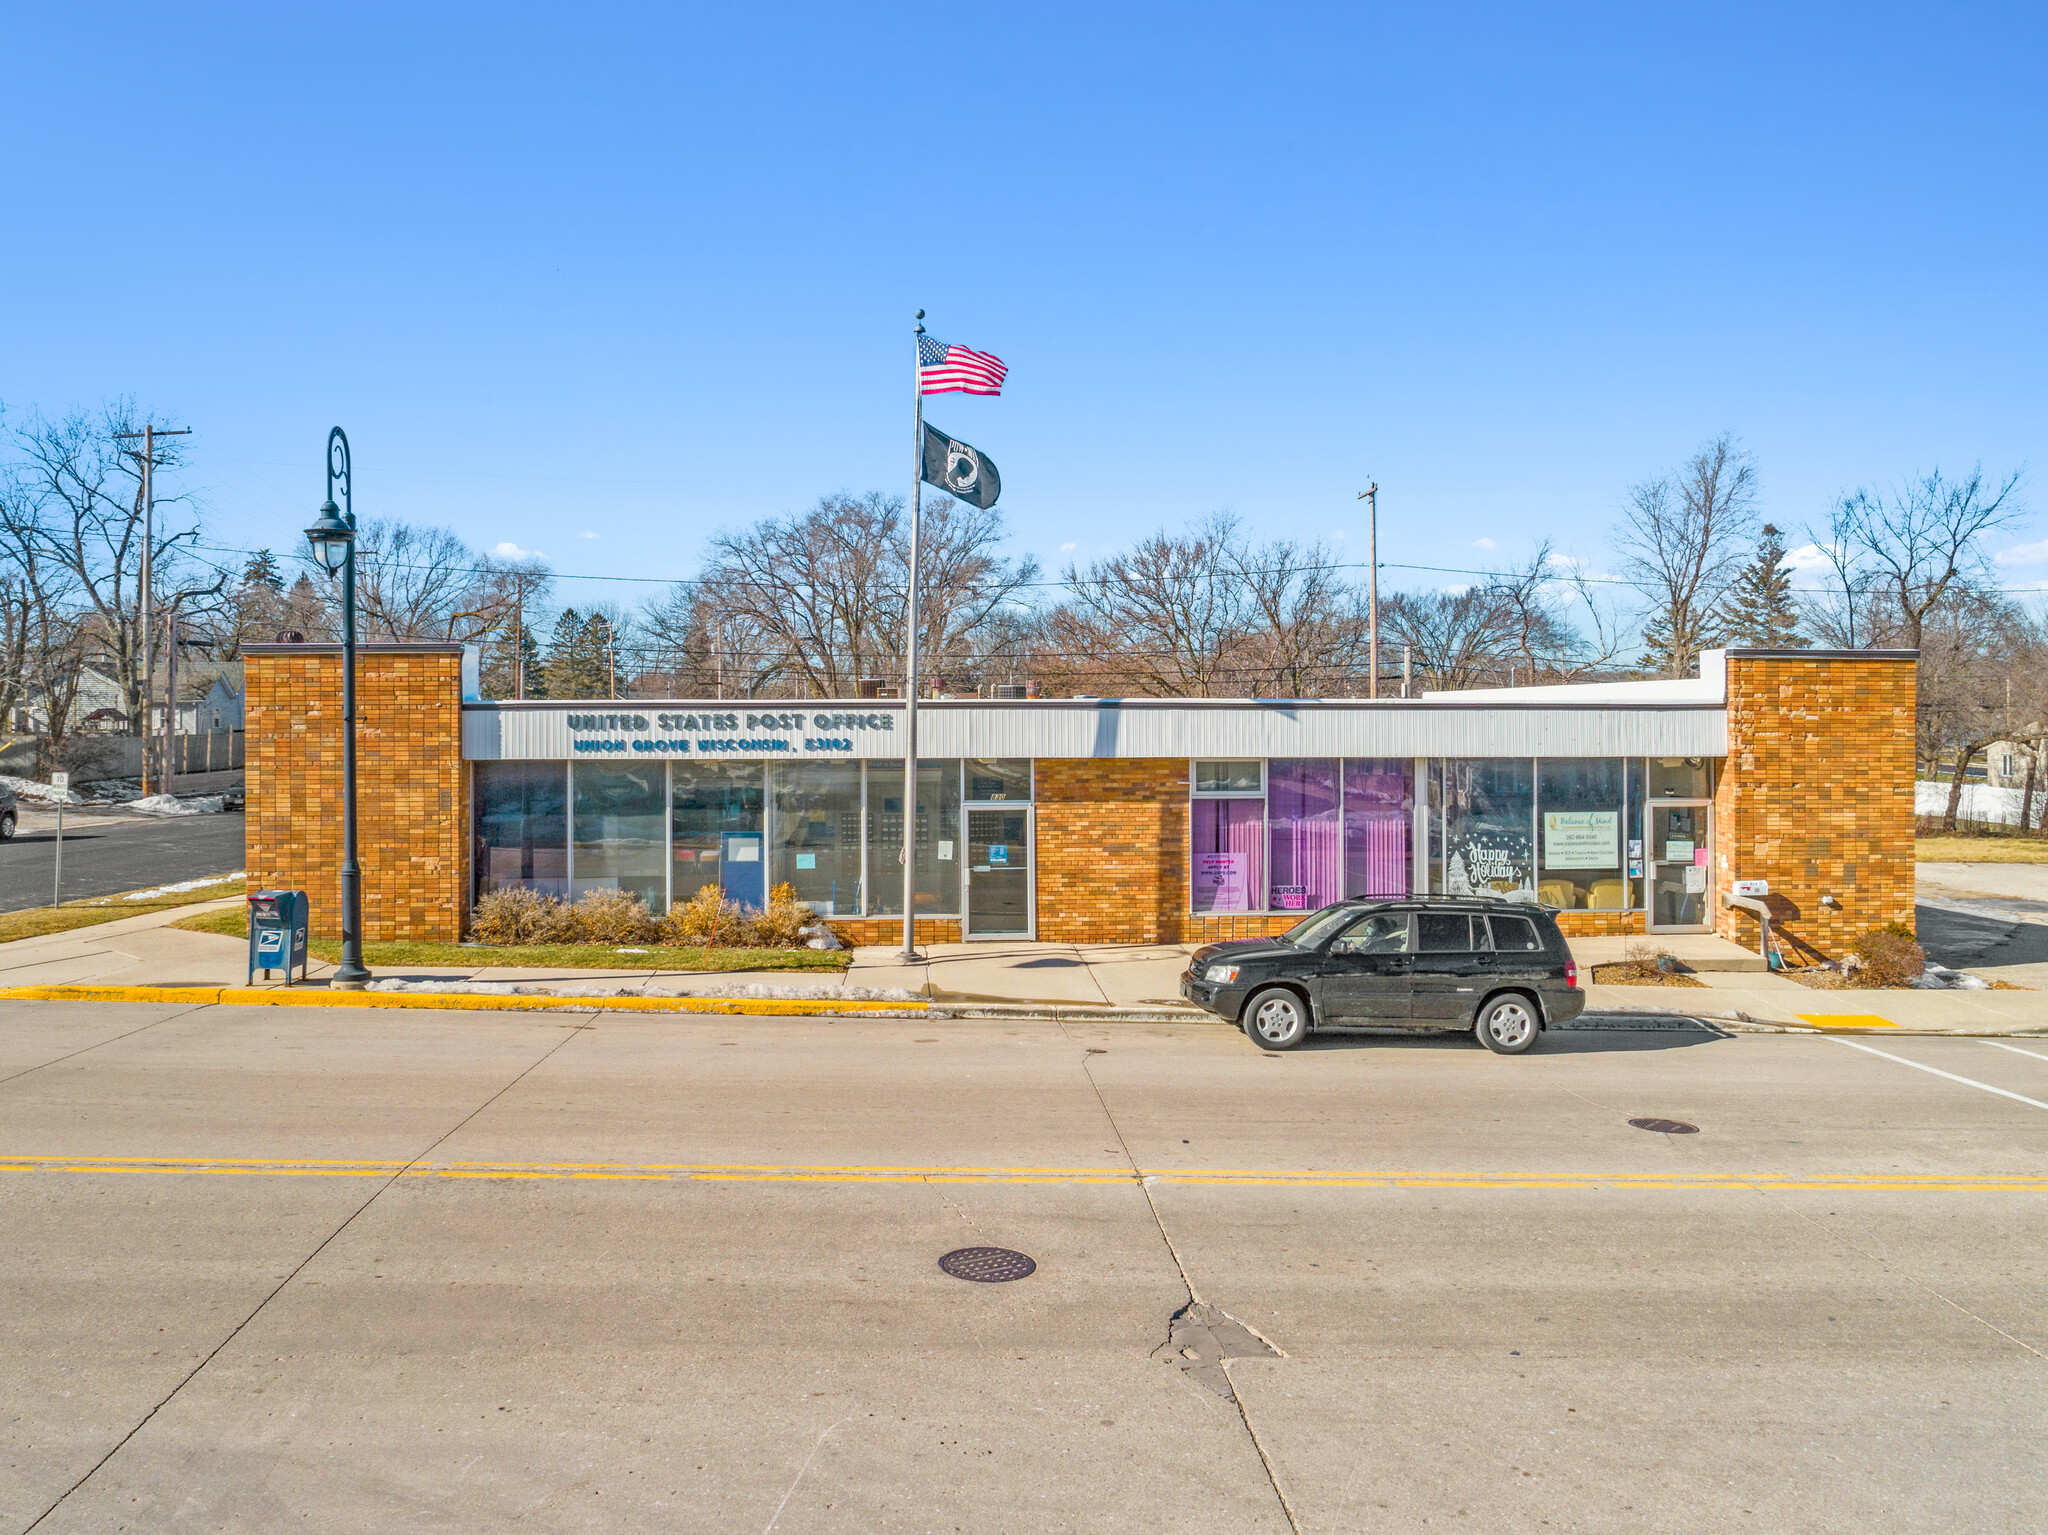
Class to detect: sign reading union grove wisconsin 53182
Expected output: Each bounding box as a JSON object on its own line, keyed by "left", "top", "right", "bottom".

{"left": 562, "top": 710, "right": 895, "bottom": 756}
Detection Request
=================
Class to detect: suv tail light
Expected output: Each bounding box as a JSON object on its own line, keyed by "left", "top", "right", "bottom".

{"left": 1565, "top": 960, "right": 1579, "bottom": 990}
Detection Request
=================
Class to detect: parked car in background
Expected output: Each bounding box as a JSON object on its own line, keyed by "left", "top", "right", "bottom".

{"left": 0, "top": 781, "right": 15, "bottom": 841}
{"left": 1181, "top": 897, "right": 1583, "bottom": 1053}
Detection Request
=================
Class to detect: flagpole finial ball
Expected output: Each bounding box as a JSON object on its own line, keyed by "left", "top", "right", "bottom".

{"left": 915, "top": 309, "right": 925, "bottom": 320}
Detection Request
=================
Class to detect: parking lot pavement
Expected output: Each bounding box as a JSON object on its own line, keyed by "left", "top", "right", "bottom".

{"left": 1, "top": 811, "right": 245, "bottom": 911}
{"left": 1, "top": 1006, "right": 2042, "bottom": 1532}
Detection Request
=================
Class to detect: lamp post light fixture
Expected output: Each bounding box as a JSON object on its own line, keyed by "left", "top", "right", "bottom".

{"left": 303, "top": 427, "right": 370, "bottom": 989}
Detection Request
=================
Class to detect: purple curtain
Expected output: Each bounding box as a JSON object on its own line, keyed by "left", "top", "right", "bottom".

{"left": 1267, "top": 760, "right": 1341, "bottom": 911}
{"left": 1345, "top": 759, "right": 1412, "bottom": 898}
{"left": 1191, "top": 798, "right": 1264, "bottom": 913}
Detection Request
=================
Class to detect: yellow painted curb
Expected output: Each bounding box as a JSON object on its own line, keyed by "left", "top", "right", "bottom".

{"left": 0, "top": 985, "right": 926, "bottom": 1017}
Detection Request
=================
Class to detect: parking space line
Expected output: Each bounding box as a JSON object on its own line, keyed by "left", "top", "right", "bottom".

{"left": 1834, "top": 1038, "right": 2048, "bottom": 1112}
{"left": 1983, "top": 1041, "right": 2048, "bottom": 1065}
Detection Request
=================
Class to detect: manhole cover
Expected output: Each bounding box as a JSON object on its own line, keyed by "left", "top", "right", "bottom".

{"left": 939, "top": 1247, "right": 1037, "bottom": 1283}
{"left": 1629, "top": 1117, "right": 1699, "bottom": 1135}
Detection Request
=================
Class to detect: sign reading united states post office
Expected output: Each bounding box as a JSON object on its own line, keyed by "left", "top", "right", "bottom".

{"left": 462, "top": 707, "right": 903, "bottom": 761}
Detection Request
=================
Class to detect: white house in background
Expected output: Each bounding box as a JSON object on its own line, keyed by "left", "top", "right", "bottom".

{"left": 8, "top": 659, "right": 243, "bottom": 735}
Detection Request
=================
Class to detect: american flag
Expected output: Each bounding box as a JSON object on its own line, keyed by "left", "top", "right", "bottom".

{"left": 918, "top": 334, "right": 1007, "bottom": 396}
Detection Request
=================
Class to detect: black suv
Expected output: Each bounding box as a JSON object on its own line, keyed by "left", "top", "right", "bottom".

{"left": 1181, "top": 898, "right": 1583, "bottom": 1054}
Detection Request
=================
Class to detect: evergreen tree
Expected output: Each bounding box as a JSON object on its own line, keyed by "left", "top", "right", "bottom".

{"left": 1721, "top": 523, "right": 1807, "bottom": 649}
{"left": 481, "top": 622, "right": 544, "bottom": 699}
{"left": 240, "top": 549, "right": 285, "bottom": 593}
{"left": 541, "top": 607, "right": 608, "bottom": 698}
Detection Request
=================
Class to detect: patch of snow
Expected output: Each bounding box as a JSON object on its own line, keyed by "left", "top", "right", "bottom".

{"left": 125, "top": 793, "right": 225, "bottom": 816}
{"left": 122, "top": 873, "right": 246, "bottom": 900}
{"left": 1, "top": 774, "right": 83, "bottom": 805}
{"left": 364, "top": 978, "right": 921, "bottom": 1003}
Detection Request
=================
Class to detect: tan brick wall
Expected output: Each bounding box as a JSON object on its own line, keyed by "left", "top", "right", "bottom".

{"left": 1714, "top": 653, "right": 1917, "bottom": 958}
{"left": 830, "top": 917, "right": 963, "bottom": 946}
{"left": 245, "top": 644, "right": 469, "bottom": 943}
{"left": 1036, "top": 759, "right": 1189, "bottom": 944}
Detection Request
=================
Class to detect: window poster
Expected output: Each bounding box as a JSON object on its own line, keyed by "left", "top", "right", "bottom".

{"left": 1542, "top": 810, "right": 1619, "bottom": 870}
{"left": 1665, "top": 838, "right": 1695, "bottom": 863}
{"left": 1443, "top": 827, "right": 1534, "bottom": 901}
{"left": 1194, "top": 851, "right": 1248, "bottom": 912}
{"left": 1271, "top": 883, "right": 1308, "bottom": 911}
{"left": 1683, "top": 865, "right": 1707, "bottom": 894}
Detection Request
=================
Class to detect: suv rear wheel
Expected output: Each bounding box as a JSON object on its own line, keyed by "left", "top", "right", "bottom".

{"left": 0, "top": 809, "right": 14, "bottom": 841}
{"left": 1476, "top": 993, "right": 1540, "bottom": 1055}
{"left": 1244, "top": 987, "right": 1309, "bottom": 1051}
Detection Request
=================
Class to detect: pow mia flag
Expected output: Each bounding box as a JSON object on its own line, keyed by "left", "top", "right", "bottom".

{"left": 920, "top": 422, "right": 1001, "bottom": 509}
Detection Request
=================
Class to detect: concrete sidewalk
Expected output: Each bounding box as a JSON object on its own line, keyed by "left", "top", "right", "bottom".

{"left": 4, "top": 896, "right": 2046, "bottom": 1033}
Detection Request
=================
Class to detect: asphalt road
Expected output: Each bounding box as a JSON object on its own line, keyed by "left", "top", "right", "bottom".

{"left": 0, "top": 811, "right": 245, "bottom": 910}
{"left": 1, "top": 1006, "right": 2043, "bottom": 1533}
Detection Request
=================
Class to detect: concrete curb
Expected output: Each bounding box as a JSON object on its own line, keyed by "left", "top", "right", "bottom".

{"left": 0, "top": 985, "right": 931, "bottom": 1018}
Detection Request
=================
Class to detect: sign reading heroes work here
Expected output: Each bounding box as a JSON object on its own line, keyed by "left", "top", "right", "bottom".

{"left": 1542, "top": 811, "right": 1619, "bottom": 870}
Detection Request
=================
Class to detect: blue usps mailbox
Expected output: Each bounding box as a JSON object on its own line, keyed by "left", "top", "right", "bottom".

{"left": 247, "top": 890, "right": 309, "bottom": 984}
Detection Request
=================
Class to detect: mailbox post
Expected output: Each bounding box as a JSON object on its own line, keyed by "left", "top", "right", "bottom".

{"left": 248, "top": 889, "right": 310, "bottom": 985}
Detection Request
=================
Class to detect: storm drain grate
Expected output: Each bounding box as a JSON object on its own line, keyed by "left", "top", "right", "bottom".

{"left": 1629, "top": 1117, "right": 1700, "bottom": 1135}
{"left": 939, "top": 1247, "right": 1037, "bottom": 1283}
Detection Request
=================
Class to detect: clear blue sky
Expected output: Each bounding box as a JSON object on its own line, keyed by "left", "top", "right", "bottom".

{"left": 3, "top": 3, "right": 2044, "bottom": 611}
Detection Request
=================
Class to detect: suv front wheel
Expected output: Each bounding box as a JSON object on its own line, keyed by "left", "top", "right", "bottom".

{"left": 0, "top": 809, "right": 14, "bottom": 841}
{"left": 1243, "top": 987, "right": 1309, "bottom": 1051}
{"left": 1476, "top": 994, "right": 1540, "bottom": 1055}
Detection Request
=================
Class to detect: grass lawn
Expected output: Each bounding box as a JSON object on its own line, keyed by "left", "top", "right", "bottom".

{"left": 1915, "top": 836, "right": 2048, "bottom": 864}
{"left": 170, "top": 905, "right": 848, "bottom": 971}
{"left": 0, "top": 876, "right": 246, "bottom": 944}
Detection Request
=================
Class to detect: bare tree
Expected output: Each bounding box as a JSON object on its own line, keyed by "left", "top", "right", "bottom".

{"left": 1042, "top": 516, "right": 1247, "bottom": 696}
{"left": 1914, "top": 590, "right": 2047, "bottom": 830}
{"left": 678, "top": 491, "right": 1037, "bottom": 699}
{"left": 1615, "top": 434, "right": 1758, "bottom": 676}
{"left": 1808, "top": 466, "right": 2026, "bottom": 650}
{"left": 5, "top": 402, "right": 198, "bottom": 731}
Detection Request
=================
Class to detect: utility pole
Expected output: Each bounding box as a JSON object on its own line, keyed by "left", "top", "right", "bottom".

{"left": 512, "top": 574, "right": 527, "bottom": 700}
{"left": 1357, "top": 483, "right": 1378, "bottom": 699}
{"left": 115, "top": 424, "right": 192, "bottom": 795}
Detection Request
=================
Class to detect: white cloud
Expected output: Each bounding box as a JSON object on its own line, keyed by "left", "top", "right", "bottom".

{"left": 1995, "top": 538, "right": 2048, "bottom": 566}
{"left": 1059, "top": 541, "right": 1076, "bottom": 552}
{"left": 1471, "top": 537, "right": 1496, "bottom": 550}
{"left": 578, "top": 530, "right": 599, "bottom": 540}
{"left": 494, "top": 541, "right": 540, "bottom": 559}
{"left": 1784, "top": 541, "right": 1835, "bottom": 573}
{"left": 1546, "top": 551, "right": 1580, "bottom": 569}
{"left": 1332, "top": 529, "right": 1347, "bottom": 540}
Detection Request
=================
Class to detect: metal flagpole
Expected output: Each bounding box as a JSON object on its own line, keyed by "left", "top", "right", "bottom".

{"left": 901, "top": 311, "right": 926, "bottom": 961}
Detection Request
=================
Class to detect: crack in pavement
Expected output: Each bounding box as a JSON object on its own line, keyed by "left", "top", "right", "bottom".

{"left": 0, "top": 1002, "right": 212, "bottom": 1088}
{"left": 1054, "top": 1020, "right": 1304, "bottom": 1534}
{"left": 18, "top": 1012, "right": 596, "bottom": 1535}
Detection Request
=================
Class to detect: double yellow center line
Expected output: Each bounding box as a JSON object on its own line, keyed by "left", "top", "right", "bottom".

{"left": 0, "top": 1155, "right": 2040, "bottom": 1193}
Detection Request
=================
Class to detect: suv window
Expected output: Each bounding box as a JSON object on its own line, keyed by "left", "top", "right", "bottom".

{"left": 1417, "top": 913, "right": 1479, "bottom": 952}
{"left": 1487, "top": 914, "right": 1543, "bottom": 952}
{"left": 1331, "top": 912, "right": 1410, "bottom": 955}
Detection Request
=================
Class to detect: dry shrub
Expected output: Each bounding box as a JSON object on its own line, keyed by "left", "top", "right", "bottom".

{"left": 471, "top": 886, "right": 570, "bottom": 945}
{"left": 1614, "top": 940, "right": 1676, "bottom": 982}
{"left": 569, "top": 887, "right": 659, "bottom": 945}
{"left": 749, "top": 882, "right": 816, "bottom": 948}
{"left": 661, "top": 883, "right": 750, "bottom": 947}
{"left": 1852, "top": 923, "right": 1924, "bottom": 988}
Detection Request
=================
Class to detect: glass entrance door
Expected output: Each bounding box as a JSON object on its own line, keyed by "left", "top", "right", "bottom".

{"left": 966, "top": 807, "right": 1032, "bottom": 938}
{"left": 1648, "top": 804, "right": 1711, "bottom": 931}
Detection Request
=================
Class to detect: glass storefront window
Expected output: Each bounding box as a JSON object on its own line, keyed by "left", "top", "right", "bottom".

{"left": 474, "top": 761, "right": 567, "bottom": 901}
{"left": 1536, "top": 759, "right": 1627, "bottom": 911}
{"left": 1344, "top": 758, "right": 1412, "bottom": 899}
{"left": 865, "top": 759, "right": 962, "bottom": 917}
{"left": 1192, "top": 797, "right": 1264, "bottom": 913}
{"left": 1267, "top": 759, "right": 1341, "bottom": 912}
{"left": 771, "top": 762, "right": 864, "bottom": 915}
{"left": 570, "top": 763, "right": 667, "bottom": 912}
{"left": 1627, "top": 758, "right": 1647, "bottom": 909}
{"left": 1441, "top": 759, "right": 1536, "bottom": 902}
{"left": 1648, "top": 757, "right": 1714, "bottom": 799}
{"left": 965, "top": 759, "right": 1032, "bottom": 801}
{"left": 1195, "top": 760, "right": 1262, "bottom": 795}
{"left": 672, "top": 762, "right": 764, "bottom": 908}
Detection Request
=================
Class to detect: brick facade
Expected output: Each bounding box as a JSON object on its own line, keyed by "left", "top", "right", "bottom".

{"left": 244, "top": 643, "right": 469, "bottom": 942}
{"left": 1035, "top": 759, "right": 1189, "bottom": 944}
{"left": 1713, "top": 650, "right": 1917, "bottom": 958}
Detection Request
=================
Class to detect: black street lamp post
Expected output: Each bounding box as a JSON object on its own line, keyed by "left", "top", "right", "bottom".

{"left": 304, "top": 427, "right": 370, "bottom": 988}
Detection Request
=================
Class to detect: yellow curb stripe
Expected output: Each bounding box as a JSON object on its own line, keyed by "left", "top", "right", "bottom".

{"left": 0, "top": 985, "right": 925, "bottom": 1017}
{"left": 1796, "top": 1014, "right": 1900, "bottom": 1029}
{"left": 0, "top": 1154, "right": 2039, "bottom": 1193}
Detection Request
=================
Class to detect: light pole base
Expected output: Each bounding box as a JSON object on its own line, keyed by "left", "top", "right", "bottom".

{"left": 898, "top": 948, "right": 925, "bottom": 964}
